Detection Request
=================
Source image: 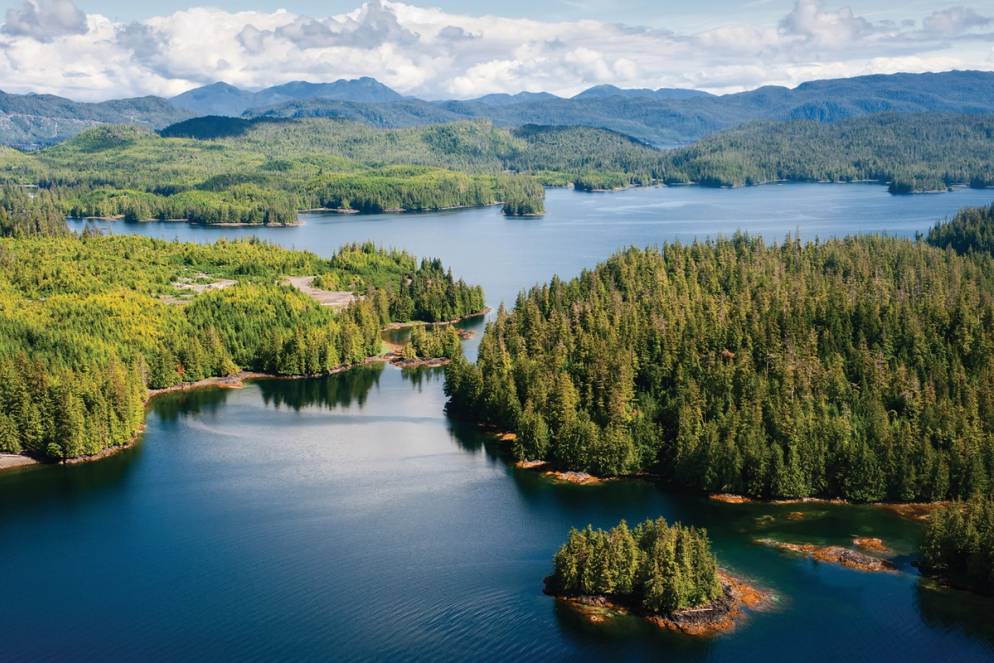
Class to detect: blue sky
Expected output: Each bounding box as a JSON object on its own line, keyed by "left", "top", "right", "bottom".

{"left": 1, "top": 0, "right": 992, "bottom": 100}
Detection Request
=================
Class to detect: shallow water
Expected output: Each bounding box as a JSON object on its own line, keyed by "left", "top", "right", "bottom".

{"left": 5, "top": 184, "right": 992, "bottom": 661}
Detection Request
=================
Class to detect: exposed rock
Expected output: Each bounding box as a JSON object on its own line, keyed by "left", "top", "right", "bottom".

{"left": 852, "top": 537, "right": 890, "bottom": 553}
{"left": 877, "top": 502, "right": 945, "bottom": 522}
{"left": 755, "top": 538, "right": 895, "bottom": 572}
{"left": 543, "top": 470, "right": 601, "bottom": 485}
{"left": 711, "top": 493, "right": 753, "bottom": 504}
{"left": 547, "top": 570, "right": 769, "bottom": 636}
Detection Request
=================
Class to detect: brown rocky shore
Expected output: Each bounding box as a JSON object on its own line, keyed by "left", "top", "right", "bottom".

{"left": 755, "top": 538, "right": 895, "bottom": 572}
{"left": 545, "top": 570, "right": 769, "bottom": 636}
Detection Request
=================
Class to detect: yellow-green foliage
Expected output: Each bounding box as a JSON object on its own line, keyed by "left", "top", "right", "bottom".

{"left": 0, "top": 234, "right": 482, "bottom": 460}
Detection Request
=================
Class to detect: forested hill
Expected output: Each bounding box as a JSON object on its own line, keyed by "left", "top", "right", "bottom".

{"left": 665, "top": 113, "right": 994, "bottom": 192}
{"left": 0, "top": 236, "right": 483, "bottom": 461}
{"left": 446, "top": 207, "right": 994, "bottom": 503}
{"left": 3, "top": 114, "right": 992, "bottom": 233}
{"left": 0, "top": 119, "right": 672, "bottom": 227}
{"left": 926, "top": 204, "right": 994, "bottom": 257}
{"left": 0, "top": 90, "right": 190, "bottom": 150}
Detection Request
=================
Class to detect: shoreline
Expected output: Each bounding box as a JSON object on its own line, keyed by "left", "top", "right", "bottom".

{"left": 383, "top": 307, "right": 491, "bottom": 331}
{"left": 502, "top": 454, "right": 950, "bottom": 511}
{"left": 546, "top": 570, "right": 769, "bottom": 636}
{"left": 0, "top": 312, "right": 483, "bottom": 475}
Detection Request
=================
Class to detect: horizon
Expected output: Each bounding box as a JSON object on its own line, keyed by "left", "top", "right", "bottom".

{"left": 5, "top": 67, "right": 993, "bottom": 105}
{"left": 0, "top": 0, "right": 992, "bottom": 102}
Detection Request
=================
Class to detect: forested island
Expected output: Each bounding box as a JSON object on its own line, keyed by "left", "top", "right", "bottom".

{"left": 2, "top": 113, "right": 993, "bottom": 231}
{"left": 0, "top": 234, "right": 482, "bottom": 462}
{"left": 446, "top": 204, "right": 994, "bottom": 503}
{"left": 546, "top": 518, "right": 763, "bottom": 634}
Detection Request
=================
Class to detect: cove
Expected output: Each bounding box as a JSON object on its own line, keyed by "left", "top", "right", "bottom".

{"left": 3, "top": 184, "right": 992, "bottom": 661}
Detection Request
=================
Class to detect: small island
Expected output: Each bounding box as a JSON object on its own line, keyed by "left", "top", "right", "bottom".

{"left": 544, "top": 518, "right": 766, "bottom": 635}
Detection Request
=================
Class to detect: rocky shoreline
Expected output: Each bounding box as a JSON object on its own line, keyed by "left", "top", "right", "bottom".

{"left": 545, "top": 570, "right": 768, "bottom": 636}
{"left": 755, "top": 538, "right": 895, "bottom": 573}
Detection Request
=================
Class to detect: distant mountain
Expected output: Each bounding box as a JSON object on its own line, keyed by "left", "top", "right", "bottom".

{"left": 243, "top": 70, "right": 994, "bottom": 148}
{"left": 0, "top": 90, "right": 190, "bottom": 150}
{"left": 468, "top": 91, "right": 560, "bottom": 106}
{"left": 171, "top": 76, "right": 403, "bottom": 117}
{"left": 170, "top": 82, "right": 256, "bottom": 117}
{"left": 249, "top": 98, "right": 461, "bottom": 128}
{"left": 573, "top": 85, "right": 711, "bottom": 101}
{"left": 6, "top": 70, "right": 994, "bottom": 150}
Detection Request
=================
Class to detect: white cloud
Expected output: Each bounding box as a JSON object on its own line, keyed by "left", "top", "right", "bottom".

{"left": 922, "top": 7, "right": 992, "bottom": 38}
{"left": 0, "top": 0, "right": 991, "bottom": 101}
{"left": 2, "top": 0, "right": 86, "bottom": 42}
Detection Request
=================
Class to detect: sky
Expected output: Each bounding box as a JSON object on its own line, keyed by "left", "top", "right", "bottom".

{"left": 0, "top": 0, "right": 992, "bottom": 101}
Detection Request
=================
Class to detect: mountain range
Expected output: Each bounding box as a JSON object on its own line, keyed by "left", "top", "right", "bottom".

{"left": 2, "top": 70, "right": 994, "bottom": 150}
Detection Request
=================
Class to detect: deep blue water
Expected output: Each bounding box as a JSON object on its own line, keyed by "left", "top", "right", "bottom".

{"left": 3, "top": 184, "right": 992, "bottom": 661}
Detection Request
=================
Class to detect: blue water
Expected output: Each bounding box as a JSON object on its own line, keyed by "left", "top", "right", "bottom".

{"left": 3, "top": 184, "right": 991, "bottom": 661}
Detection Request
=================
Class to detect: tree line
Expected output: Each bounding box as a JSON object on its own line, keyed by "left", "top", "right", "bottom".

{"left": 926, "top": 204, "right": 994, "bottom": 258}
{"left": 921, "top": 496, "right": 994, "bottom": 596}
{"left": 0, "top": 234, "right": 483, "bottom": 460}
{"left": 447, "top": 208, "right": 994, "bottom": 502}
{"left": 666, "top": 113, "right": 994, "bottom": 192}
{"left": 549, "top": 518, "right": 722, "bottom": 614}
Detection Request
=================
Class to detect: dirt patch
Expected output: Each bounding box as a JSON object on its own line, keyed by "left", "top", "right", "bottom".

{"left": 284, "top": 276, "right": 357, "bottom": 309}
{"left": 755, "top": 538, "right": 895, "bottom": 573}
{"left": 785, "top": 511, "right": 807, "bottom": 521}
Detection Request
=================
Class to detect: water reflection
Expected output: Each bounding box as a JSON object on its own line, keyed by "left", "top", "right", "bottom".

{"left": 255, "top": 364, "right": 385, "bottom": 411}
{"left": 149, "top": 385, "right": 233, "bottom": 421}
{"left": 400, "top": 365, "right": 446, "bottom": 391}
{"left": 915, "top": 580, "right": 994, "bottom": 649}
{"left": 0, "top": 443, "right": 142, "bottom": 516}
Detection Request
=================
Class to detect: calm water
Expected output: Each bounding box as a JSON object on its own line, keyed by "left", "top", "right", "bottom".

{"left": 4, "top": 184, "right": 992, "bottom": 661}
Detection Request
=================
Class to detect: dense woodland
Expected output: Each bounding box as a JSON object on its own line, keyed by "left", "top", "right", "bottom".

{"left": 669, "top": 114, "right": 994, "bottom": 192}
{"left": 447, "top": 207, "right": 994, "bottom": 502}
{"left": 549, "top": 518, "right": 722, "bottom": 614}
{"left": 920, "top": 496, "right": 994, "bottom": 596}
{"left": 4, "top": 113, "right": 992, "bottom": 231}
{"left": 0, "top": 235, "right": 481, "bottom": 460}
{"left": 927, "top": 204, "right": 994, "bottom": 258}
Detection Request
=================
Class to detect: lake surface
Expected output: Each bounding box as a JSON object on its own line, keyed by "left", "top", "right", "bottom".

{"left": 6, "top": 184, "right": 993, "bottom": 661}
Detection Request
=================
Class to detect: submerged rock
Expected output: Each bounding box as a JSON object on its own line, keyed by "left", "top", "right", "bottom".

{"left": 756, "top": 538, "right": 895, "bottom": 572}
{"left": 852, "top": 537, "right": 890, "bottom": 553}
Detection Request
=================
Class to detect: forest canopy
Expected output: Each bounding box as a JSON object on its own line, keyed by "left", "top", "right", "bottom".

{"left": 4, "top": 113, "right": 993, "bottom": 232}
{"left": 549, "top": 518, "right": 722, "bottom": 615}
{"left": 0, "top": 234, "right": 482, "bottom": 460}
{"left": 920, "top": 496, "right": 994, "bottom": 596}
{"left": 446, "top": 215, "right": 994, "bottom": 503}
{"left": 926, "top": 204, "right": 994, "bottom": 258}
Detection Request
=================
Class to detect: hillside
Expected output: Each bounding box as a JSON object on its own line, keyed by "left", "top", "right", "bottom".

{"left": 0, "top": 90, "right": 190, "bottom": 150}
{"left": 250, "top": 70, "right": 994, "bottom": 147}
{"left": 6, "top": 70, "right": 994, "bottom": 150}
